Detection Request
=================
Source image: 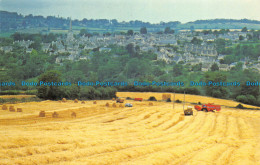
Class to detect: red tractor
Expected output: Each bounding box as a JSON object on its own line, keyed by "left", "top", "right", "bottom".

{"left": 194, "top": 103, "right": 221, "bottom": 112}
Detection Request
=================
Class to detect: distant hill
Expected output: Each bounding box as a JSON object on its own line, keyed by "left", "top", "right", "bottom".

{"left": 187, "top": 19, "right": 260, "bottom": 24}
{"left": 1, "top": 10, "right": 260, "bottom": 33}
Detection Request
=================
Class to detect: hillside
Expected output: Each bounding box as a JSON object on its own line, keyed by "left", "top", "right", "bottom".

{"left": 0, "top": 92, "right": 259, "bottom": 164}
{"left": 1, "top": 10, "right": 260, "bottom": 34}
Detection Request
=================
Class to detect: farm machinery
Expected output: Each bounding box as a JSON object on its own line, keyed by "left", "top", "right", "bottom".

{"left": 116, "top": 98, "right": 124, "bottom": 103}
{"left": 184, "top": 106, "right": 193, "bottom": 116}
{"left": 194, "top": 103, "right": 221, "bottom": 112}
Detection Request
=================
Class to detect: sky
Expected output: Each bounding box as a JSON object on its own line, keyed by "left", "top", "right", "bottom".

{"left": 0, "top": 0, "right": 260, "bottom": 23}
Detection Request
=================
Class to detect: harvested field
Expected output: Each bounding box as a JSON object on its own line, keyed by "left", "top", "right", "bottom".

{"left": 0, "top": 92, "right": 259, "bottom": 165}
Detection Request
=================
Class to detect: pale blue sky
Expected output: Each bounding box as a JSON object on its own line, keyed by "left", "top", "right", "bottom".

{"left": 0, "top": 0, "right": 259, "bottom": 23}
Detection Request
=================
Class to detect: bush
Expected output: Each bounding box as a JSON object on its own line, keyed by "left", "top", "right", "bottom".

{"left": 236, "top": 95, "right": 248, "bottom": 103}
{"left": 126, "top": 97, "right": 132, "bottom": 100}
{"left": 198, "top": 101, "right": 202, "bottom": 105}
{"left": 0, "top": 90, "right": 21, "bottom": 95}
{"left": 25, "top": 90, "right": 37, "bottom": 95}
{"left": 148, "top": 96, "right": 157, "bottom": 101}
{"left": 236, "top": 95, "right": 256, "bottom": 105}
{"left": 175, "top": 99, "right": 182, "bottom": 103}
{"left": 247, "top": 95, "right": 256, "bottom": 105}
{"left": 166, "top": 98, "right": 171, "bottom": 102}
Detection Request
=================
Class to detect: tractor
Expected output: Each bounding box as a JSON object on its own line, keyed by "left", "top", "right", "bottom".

{"left": 184, "top": 106, "right": 193, "bottom": 116}
{"left": 194, "top": 103, "right": 221, "bottom": 112}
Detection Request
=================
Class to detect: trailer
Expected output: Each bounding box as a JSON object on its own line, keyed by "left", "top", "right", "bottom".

{"left": 134, "top": 98, "right": 143, "bottom": 101}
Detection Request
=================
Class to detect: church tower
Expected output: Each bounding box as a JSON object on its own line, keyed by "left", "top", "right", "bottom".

{"left": 67, "top": 17, "right": 74, "bottom": 41}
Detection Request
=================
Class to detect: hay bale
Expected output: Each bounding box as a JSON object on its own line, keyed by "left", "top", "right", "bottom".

{"left": 52, "top": 112, "right": 59, "bottom": 118}
{"left": 93, "top": 101, "right": 97, "bottom": 104}
{"left": 9, "top": 106, "right": 15, "bottom": 112}
{"left": 71, "top": 112, "right": 76, "bottom": 118}
{"left": 17, "top": 108, "right": 23, "bottom": 112}
{"left": 105, "top": 103, "right": 110, "bottom": 107}
{"left": 74, "top": 99, "right": 79, "bottom": 103}
{"left": 119, "top": 104, "right": 124, "bottom": 108}
{"left": 236, "top": 104, "right": 244, "bottom": 109}
{"left": 148, "top": 96, "right": 157, "bottom": 101}
{"left": 39, "top": 111, "right": 45, "bottom": 117}
{"left": 2, "top": 104, "right": 8, "bottom": 110}
{"left": 112, "top": 103, "right": 117, "bottom": 107}
{"left": 162, "top": 94, "right": 171, "bottom": 100}
{"left": 81, "top": 101, "right": 85, "bottom": 104}
{"left": 112, "top": 98, "right": 115, "bottom": 101}
{"left": 149, "top": 102, "right": 153, "bottom": 106}
{"left": 62, "top": 98, "right": 67, "bottom": 102}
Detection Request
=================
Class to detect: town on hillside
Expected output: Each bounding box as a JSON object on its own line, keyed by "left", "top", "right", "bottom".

{"left": 1, "top": 24, "right": 260, "bottom": 72}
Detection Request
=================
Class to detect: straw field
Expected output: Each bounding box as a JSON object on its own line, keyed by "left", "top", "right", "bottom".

{"left": 0, "top": 92, "right": 259, "bottom": 165}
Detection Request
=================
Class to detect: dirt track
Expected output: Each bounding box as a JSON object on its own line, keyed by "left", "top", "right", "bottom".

{"left": 0, "top": 92, "right": 259, "bottom": 165}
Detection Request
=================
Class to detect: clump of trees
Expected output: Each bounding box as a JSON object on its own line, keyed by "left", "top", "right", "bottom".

{"left": 36, "top": 70, "right": 117, "bottom": 100}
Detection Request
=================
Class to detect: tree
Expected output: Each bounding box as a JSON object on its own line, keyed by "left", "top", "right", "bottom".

{"left": 126, "top": 43, "right": 135, "bottom": 56}
{"left": 191, "top": 63, "right": 202, "bottom": 71}
{"left": 28, "top": 36, "right": 42, "bottom": 51}
{"left": 127, "top": 29, "right": 134, "bottom": 36}
{"left": 246, "top": 34, "right": 252, "bottom": 40}
{"left": 140, "top": 27, "right": 147, "bottom": 34}
{"left": 37, "top": 70, "right": 63, "bottom": 100}
{"left": 172, "top": 64, "right": 183, "bottom": 77}
{"left": 215, "top": 38, "right": 226, "bottom": 53}
{"left": 210, "top": 63, "right": 219, "bottom": 71}
{"left": 79, "top": 29, "right": 87, "bottom": 36}
{"left": 239, "top": 35, "right": 244, "bottom": 41}
{"left": 164, "top": 27, "right": 174, "bottom": 34}
{"left": 191, "top": 37, "right": 202, "bottom": 45}
{"left": 204, "top": 72, "right": 228, "bottom": 98}
{"left": 241, "top": 27, "right": 248, "bottom": 32}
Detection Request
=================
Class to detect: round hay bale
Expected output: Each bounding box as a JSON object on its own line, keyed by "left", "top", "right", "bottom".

{"left": 119, "top": 104, "right": 124, "bottom": 108}
{"left": 162, "top": 94, "right": 171, "bottom": 100}
{"left": 93, "top": 101, "right": 97, "bottom": 104}
{"left": 58, "top": 100, "right": 62, "bottom": 103}
{"left": 2, "top": 104, "right": 8, "bottom": 110}
{"left": 62, "top": 98, "right": 67, "bottom": 102}
{"left": 9, "top": 106, "right": 15, "bottom": 112}
{"left": 112, "top": 98, "right": 115, "bottom": 101}
{"left": 17, "top": 108, "right": 23, "bottom": 112}
{"left": 71, "top": 112, "right": 76, "bottom": 118}
{"left": 74, "top": 99, "right": 79, "bottom": 103}
{"left": 81, "top": 101, "right": 85, "bottom": 104}
{"left": 149, "top": 102, "right": 153, "bottom": 106}
{"left": 52, "top": 112, "right": 59, "bottom": 118}
{"left": 39, "top": 111, "right": 45, "bottom": 117}
{"left": 105, "top": 102, "right": 110, "bottom": 107}
{"left": 112, "top": 103, "right": 117, "bottom": 107}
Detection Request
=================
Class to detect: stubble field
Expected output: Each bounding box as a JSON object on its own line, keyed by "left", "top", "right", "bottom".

{"left": 0, "top": 92, "right": 260, "bottom": 165}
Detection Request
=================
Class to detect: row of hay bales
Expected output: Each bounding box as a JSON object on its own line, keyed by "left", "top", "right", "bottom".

{"left": 59, "top": 98, "right": 87, "bottom": 104}
{"left": 105, "top": 102, "right": 124, "bottom": 108}
{"left": 74, "top": 99, "right": 86, "bottom": 104}
{"left": 124, "top": 94, "right": 170, "bottom": 102}
{"left": 1, "top": 105, "right": 23, "bottom": 112}
{"left": 104, "top": 102, "right": 153, "bottom": 107}
{"left": 39, "top": 111, "right": 77, "bottom": 118}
